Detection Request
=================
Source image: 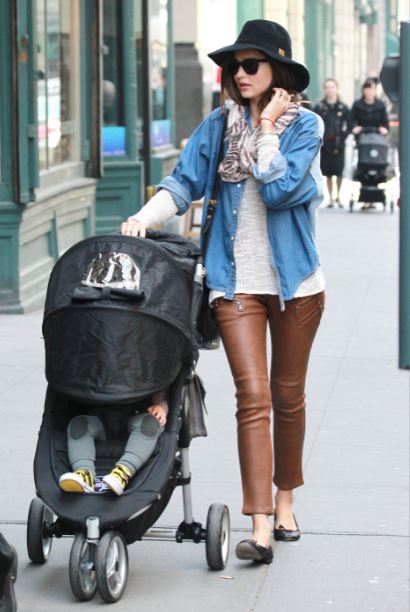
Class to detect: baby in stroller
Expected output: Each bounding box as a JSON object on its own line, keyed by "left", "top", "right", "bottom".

{"left": 59, "top": 390, "right": 168, "bottom": 495}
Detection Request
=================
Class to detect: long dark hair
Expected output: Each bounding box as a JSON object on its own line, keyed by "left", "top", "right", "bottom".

{"left": 220, "top": 56, "right": 300, "bottom": 112}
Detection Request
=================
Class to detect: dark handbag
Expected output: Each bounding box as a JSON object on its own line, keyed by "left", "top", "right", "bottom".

{"left": 196, "top": 116, "right": 227, "bottom": 349}
{"left": 181, "top": 372, "right": 208, "bottom": 442}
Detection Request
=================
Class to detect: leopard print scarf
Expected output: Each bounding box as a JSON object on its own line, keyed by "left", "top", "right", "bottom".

{"left": 219, "top": 102, "right": 300, "bottom": 183}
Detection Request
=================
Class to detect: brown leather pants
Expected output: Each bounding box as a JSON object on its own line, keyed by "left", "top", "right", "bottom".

{"left": 214, "top": 292, "right": 325, "bottom": 515}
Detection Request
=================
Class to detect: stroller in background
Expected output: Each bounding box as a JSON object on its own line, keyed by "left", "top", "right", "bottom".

{"left": 26, "top": 232, "right": 230, "bottom": 604}
{"left": 349, "top": 128, "right": 395, "bottom": 213}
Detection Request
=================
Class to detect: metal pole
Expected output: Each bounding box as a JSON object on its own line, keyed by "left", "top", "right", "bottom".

{"left": 399, "top": 21, "right": 410, "bottom": 369}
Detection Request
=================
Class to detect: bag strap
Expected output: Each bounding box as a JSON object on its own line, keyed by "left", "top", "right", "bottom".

{"left": 201, "top": 114, "right": 227, "bottom": 256}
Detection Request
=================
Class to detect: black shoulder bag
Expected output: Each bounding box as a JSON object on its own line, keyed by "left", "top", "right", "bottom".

{"left": 196, "top": 116, "right": 227, "bottom": 349}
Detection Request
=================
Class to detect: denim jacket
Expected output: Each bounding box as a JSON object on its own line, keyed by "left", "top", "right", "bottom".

{"left": 158, "top": 106, "right": 324, "bottom": 305}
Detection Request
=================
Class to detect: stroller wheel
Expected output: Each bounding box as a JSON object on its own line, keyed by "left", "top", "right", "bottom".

{"left": 69, "top": 532, "right": 97, "bottom": 601}
{"left": 349, "top": 200, "right": 354, "bottom": 213}
{"left": 26, "top": 498, "right": 54, "bottom": 564}
{"left": 205, "top": 503, "right": 230, "bottom": 571}
{"left": 95, "top": 531, "right": 128, "bottom": 603}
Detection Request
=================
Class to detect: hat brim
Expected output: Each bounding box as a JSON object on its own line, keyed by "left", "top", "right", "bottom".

{"left": 208, "top": 43, "right": 309, "bottom": 92}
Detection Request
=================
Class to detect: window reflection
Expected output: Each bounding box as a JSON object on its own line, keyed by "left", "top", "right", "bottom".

{"left": 102, "top": 0, "right": 126, "bottom": 156}
{"left": 36, "top": 0, "right": 80, "bottom": 169}
{"left": 134, "top": 3, "right": 144, "bottom": 156}
{"left": 150, "top": 0, "right": 171, "bottom": 146}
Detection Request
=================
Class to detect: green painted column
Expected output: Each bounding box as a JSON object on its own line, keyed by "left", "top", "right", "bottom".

{"left": 385, "top": 0, "right": 399, "bottom": 55}
{"left": 0, "top": 0, "right": 23, "bottom": 311}
{"left": 304, "top": 0, "right": 321, "bottom": 101}
{"left": 304, "top": 0, "right": 335, "bottom": 103}
{"left": 237, "top": 0, "right": 264, "bottom": 31}
{"left": 399, "top": 21, "right": 410, "bottom": 369}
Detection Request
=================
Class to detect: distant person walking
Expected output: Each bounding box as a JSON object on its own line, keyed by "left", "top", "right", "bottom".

{"left": 350, "top": 77, "right": 389, "bottom": 137}
{"left": 314, "top": 78, "right": 350, "bottom": 208}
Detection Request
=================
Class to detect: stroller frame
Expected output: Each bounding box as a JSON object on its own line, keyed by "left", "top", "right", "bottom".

{"left": 27, "top": 373, "right": 231, "bottom": 603}
{"left": 26, "top": 234, "right": 231, "bottom": 603}
{"left": 349, "top": 129, "right": 395, "bottom": 213}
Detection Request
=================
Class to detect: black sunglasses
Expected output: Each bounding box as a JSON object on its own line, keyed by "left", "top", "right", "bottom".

{"left": 228, "top": 58, "right": 270, "bottom": 76}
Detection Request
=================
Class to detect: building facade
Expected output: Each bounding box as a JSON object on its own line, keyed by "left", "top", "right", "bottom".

{"left": 197, "top": 0, "right": 399, "bottom": 108}
{"left": 0, "top": 0, "right": 401, "bottom": 312}
{"left": 0, "top": 0, "right": 178, "bottom": 313}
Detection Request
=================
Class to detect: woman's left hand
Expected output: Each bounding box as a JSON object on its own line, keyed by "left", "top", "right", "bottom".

{"left": 259, "top": 88, "right": 291, "bottom": 131}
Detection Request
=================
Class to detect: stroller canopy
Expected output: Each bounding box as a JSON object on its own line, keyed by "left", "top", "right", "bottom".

{"left": 43, "top": 232, "right": 201, "bottom": 403}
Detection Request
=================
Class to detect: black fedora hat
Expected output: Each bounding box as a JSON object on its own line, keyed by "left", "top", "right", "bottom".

{"left": 208, "top": 20, "right": 309, "bottom": 92}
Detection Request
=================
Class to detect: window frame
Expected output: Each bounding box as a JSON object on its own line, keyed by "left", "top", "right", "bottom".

{"left": 9, "top": 0, "right": 101, "bottom": 200}
{"left": 102, "top": 0, "right": 138, "bottom": 163}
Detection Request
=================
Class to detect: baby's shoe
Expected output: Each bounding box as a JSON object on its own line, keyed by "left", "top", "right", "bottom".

{"left": 59, "top": 469, "right": 94, "bottom": 493}
{"left": 103, "top": 464, "right": 131, "bottom": 496}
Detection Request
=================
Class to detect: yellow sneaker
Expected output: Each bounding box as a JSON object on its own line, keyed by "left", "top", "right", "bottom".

{"left": 59, "top": 469, "right": 94, "bottom": 493}
{"left": 103, "top": 464, "right": 131, "bottom": 496}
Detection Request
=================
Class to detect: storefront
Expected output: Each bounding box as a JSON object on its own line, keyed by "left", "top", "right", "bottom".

{"left": 0, "top": 0, "right": 177, "bottom": 313}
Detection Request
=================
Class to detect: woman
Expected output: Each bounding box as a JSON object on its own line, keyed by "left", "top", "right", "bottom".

{"left": 314, "top": 78, "right": 350, "bottom": 208}
{"left": 350, "top": 77, "right": 389, "bottom": 136}
{"left": 121, "top": 20, "right": 325, "bottom": 564}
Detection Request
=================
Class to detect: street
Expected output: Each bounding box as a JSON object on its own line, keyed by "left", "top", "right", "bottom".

{"left": 0, "top": 201, "right": 408, "bottom": 611}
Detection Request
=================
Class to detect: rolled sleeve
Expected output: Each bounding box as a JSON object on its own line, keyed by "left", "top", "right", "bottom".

{"left": 156, "top": 109, "right": 225, "bottom": 216}
{"left": 258, "top": 112, "right": 323, "bottom": 210}
{"left": 157, "top": 177, "right": 192, "bottom": 216}
{"left": 253, "top": 152, "right": 288, "bottom": 184}
{"left": 253, "top": 132, "right": 288, "bottom": 184}
{"left": 260, "top": 135, "right": 321, "bottom": 209}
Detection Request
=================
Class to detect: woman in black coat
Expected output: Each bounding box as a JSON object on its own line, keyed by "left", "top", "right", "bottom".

{"left": 350, "top": 78, "right": 389, "bottom": 136}
{"left": 314, "top": 79, "right": 350, "bottom": 208}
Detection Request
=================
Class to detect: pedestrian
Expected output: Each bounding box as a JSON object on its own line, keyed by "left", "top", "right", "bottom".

{"left": 350, "top": 77, "right": 389, "bottom": 136}
{"left": 121, "top": 19, "right": 325, "bottom": 565}
{"left": 314, "top": 78, "right": 350, "bottom": 208}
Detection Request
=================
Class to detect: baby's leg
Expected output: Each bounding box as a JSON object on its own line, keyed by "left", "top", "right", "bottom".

{"left": 119, "top": 414, "right": 164, "bottom": 477}
{"left": 67, "top": 415, "right": 106, "bottom": 478}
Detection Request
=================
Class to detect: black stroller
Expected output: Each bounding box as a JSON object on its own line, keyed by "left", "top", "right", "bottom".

{"left": 26, "top": 232, "right": 230, "bottom": 603}
{"left": 349, "top": 128, "right": 395, "bottom": 212}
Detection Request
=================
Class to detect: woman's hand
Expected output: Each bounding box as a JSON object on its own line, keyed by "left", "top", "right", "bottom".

{"left": 378, "top": 126, "right": 388, "bottom": 136}
{"left": 352, "top": 126, "right": 363, "bottom": 135}
{"left": 259, "top": 88, "right": 291, "bottom": 132}
{"left": 147, "top": 404, "right": 167, "bottom": 427}
{"left": 120, "top": 217, "right": 147, "bottom": 237}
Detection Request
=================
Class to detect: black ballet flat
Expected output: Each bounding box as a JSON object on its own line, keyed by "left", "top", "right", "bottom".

{"left": 273, "top": 514, "right": 301, "bottom": 542}
{"left": 235, "top": 539, "right": 273, "bottom": 564}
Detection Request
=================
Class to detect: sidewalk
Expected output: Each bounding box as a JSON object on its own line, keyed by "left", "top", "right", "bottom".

{"left": 0, "top": 204, "right": 408, "bottom": 611}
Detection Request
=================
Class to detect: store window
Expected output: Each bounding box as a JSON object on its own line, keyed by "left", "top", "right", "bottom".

{"left": 102, "top": 0, "right": 126, "bottom": 156}
{"left": 36, "top": 0, "right": 81, "bottom": 170}
{"left": 150, "top": 0, "right": 171, "bottom": 147}
{"left": 134, "top": 2, "right": 144, "bottom": 156}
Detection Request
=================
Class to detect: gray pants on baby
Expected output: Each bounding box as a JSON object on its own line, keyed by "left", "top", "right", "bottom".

{"left": 67, "top": 413, "right": 164, "bottom": 478}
